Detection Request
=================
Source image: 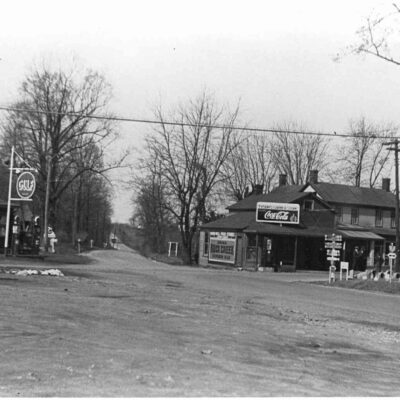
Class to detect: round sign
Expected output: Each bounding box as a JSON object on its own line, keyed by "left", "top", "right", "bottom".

{"left": 16, "top": 171, "right": 36, "bottom": 199}
{"left": 388, "top": 252, "right": 397, "bottom": 259}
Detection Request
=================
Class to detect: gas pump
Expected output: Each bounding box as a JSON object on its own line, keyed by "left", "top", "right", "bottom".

{"left": 33, "top": 216, "right": 41, "bottom": 254}
{"left": 12, "top": 215, "right": 21, "bottom": 256}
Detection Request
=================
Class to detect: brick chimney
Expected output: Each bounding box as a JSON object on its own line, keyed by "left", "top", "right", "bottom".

{"left": 252, "top": 184, "right": 264, "bottom": 195}
{"left": 279, "top": 174, "right": 287, "bottom": 186}
{"left": 382, "top": 178, "right": 391, "bottom": 192}
{"left": 309, "top": 170, "right": 319, "bottom": 184}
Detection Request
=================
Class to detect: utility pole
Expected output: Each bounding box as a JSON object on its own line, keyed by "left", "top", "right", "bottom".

{"left": 43, "top": 155, "right": 51, "bottom": 253}
{"left": 384, "top": 139, "right": 400, "bottom": 272}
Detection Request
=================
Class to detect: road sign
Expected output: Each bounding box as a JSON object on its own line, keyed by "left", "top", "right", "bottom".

{"left": 16, "top": 171, "right": 36, "bottom": 199}
{"left": 325, "top": 234, "right": 342, "bottom": 242}
{"left": 389, "top": 243, "right": 396, "bottom": 253}
{"left": 388, "top": 252, "right": 397, "bottom": 259}
{"left": 327, "top": 249, "right": 340, "bottom": 256}
{"left": 327, "top": 256, "right": 340, "bottom": 261}
{"left": 325, "top": 242, "right": 342, "bottom": 249}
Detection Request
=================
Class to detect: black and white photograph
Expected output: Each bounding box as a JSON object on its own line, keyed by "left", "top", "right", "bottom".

{"left": 1, "top": 0, "right": 400, "bottom": 397}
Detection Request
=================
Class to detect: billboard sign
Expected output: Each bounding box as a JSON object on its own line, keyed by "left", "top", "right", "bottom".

{"left": 256, "top": 202, "right": 300, "bottom": 224}
{"left": 209, "top": 232, "right": 236, "bottom": 264}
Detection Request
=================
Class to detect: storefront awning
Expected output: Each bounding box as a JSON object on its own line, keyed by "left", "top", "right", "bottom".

{"left": 338, "top": 230, "right": 384, "bottom": 240}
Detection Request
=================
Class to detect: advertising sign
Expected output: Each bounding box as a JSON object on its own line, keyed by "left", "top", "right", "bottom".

{"left": 16, "top": 171, "right": 36, "bottom": 199}
{"left": 256, "top": 202, "right": 300, "bottom": 224}
{"left": 209, "top": 232, "right": 236, "bottom": 264}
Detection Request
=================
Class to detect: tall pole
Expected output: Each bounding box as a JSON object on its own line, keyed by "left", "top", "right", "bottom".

{"left": 395, "top": 140, "right": 400, "bottom": 272}
{"left": 4, "top": 146, "right": 14, "bottom": 256}
{"left": 384, "top": 139, "right": 400, "bottom": 272}
{"left": 43, "top": 155, "right": 51, "bottom": 253}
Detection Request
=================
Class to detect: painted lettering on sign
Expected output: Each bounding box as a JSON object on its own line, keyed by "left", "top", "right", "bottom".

{"left": 209, "top": 233, "right": 236, "bottom": 264}
{"left": 256, "top": 202, "right": 300, "bottom": 224}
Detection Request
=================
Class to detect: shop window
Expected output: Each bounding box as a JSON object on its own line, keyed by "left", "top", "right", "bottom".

{"left": 351, "top": 208, "right": 359, "bottom": 225}
{"left": 246, "top": 234, "right": 257, "bottom": 261}
{"left": 304, "top": 200, "right": 314, "bottom": 211}
{"left": 375, "top": 209, "right": 383, "bottom": 227}
{"left": 203, "top": 232, "right": 209, "bottom": 256}
{"left": 247, "top": 234, "right": 257, "bottom": 247}
{"left": 391, "top": 210, "right": 396, "bottom": 229}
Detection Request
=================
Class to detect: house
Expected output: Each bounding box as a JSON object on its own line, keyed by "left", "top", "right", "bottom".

{"left": 198, "top": 171, "right": 396, "bottom": 271}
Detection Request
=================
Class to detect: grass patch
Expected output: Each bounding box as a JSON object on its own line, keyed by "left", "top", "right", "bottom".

{"left": 149, "top": 253, "right": 187, "bottom": 266}
{"left": 316, "top": 279, "right": 400, "bottom": 295}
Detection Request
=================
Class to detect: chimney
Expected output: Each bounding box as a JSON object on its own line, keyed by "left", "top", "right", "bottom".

{"left": 279, "top": 174, "right": 287, "bottom": 186}
{"left": 252, "top": 184, "right": 264, "bottom": 195}
{"left": 382, "top": 178, "right": 391, "bottom": 192}
{"left": 309, "top": 170, "right": 319, "bottom": 184}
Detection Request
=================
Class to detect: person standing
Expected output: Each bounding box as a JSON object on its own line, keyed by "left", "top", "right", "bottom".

{"left": 48, "top": 227, "right": 57, "bottom": 253}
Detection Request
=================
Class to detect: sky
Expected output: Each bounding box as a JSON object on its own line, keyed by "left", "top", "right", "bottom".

{"left": 1, "top": 0, "right": 399, "bottom": 222}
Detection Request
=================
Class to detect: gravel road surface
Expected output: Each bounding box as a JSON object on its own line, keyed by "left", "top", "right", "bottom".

{"left": 1, "top": 245, "right": 399, "bottom": 396}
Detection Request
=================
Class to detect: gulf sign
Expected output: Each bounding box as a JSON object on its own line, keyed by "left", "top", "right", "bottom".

{"left": 256, "top": 202, "right": 300, "bottom": 224}
{"left": 16, "top": 171, "right": 36, "bottom": 199}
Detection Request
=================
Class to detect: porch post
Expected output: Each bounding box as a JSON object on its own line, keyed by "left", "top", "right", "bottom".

{"left": 255, "top": 233, "right": 259, "bottom": 269}
{"left": 243, "top": 233, "right": 248, "bottom": 269}
{"left": 369, "top": 240, "right": 375, "bottom": 268}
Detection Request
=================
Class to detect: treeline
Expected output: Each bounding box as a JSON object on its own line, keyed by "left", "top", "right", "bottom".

{"left": 0, "top": 62, "right": 126, "bottom": 247}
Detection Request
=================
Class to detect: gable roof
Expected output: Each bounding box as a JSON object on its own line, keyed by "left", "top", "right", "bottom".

{"left": 308, "top": 182, "right": 396, "bottom": 208}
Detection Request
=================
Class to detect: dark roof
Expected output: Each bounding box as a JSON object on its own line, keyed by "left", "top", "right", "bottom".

{"left": 201, "top": 212, "right": 254, "bottom": 230}
{"left": 227, "top": 185, "right": 306, "bottom": 211}
{"left": 311, "top": 182, "right": 396, "bottom": 208}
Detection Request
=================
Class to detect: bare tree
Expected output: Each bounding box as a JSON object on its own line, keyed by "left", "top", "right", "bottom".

{"left": 336, "top": 117, "right": 395, "bottom": 187}
{"left": 221, "top": 133, "right": 276, "bottom": 201}
{"left": 349, "top": 3, "right": 400, "bottom": 66}
{"left": 143, "top": 92, "right": 240, "bottom": 264}
{"left": 1, "top": 63, "right": 127, "bottom": 232}
{"left": 270, "top": 122, "right": 329, "bottom": 185}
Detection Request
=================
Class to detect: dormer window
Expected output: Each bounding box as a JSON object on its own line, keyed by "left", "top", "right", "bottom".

{"left": 304, "top": 199, "right": 314, "bottom": 211}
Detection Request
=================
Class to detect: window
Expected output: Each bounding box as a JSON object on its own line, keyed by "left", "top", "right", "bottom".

{"left": 391, "top": 210, "right": 396, "bottom": 229}
{"left": 304, "top": 200, "right": 314, "bottom": 211}
{"left": 351, "top": 208, "right": 359, "bottom": 225}
{"left": 375, "top": 209, "right": 383, "bottom": 227}
{"left": 335, "top": 207, "right": 343, "bottom": 223}
{"left": 203, "top": 232, "right": 209, "bottom": 256}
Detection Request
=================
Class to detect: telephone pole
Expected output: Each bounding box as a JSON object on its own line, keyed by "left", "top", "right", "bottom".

{"left": 384, "top": 138, "right": 400, "bottom": 272}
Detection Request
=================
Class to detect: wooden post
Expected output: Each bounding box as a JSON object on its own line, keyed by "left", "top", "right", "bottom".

{"left": 293, "top": 236, "right": 298, "bottom": 271}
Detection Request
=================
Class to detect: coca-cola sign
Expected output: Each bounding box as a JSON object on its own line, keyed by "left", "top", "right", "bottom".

{"left": 256, "top": 202, "right": 300, "bottom": 224}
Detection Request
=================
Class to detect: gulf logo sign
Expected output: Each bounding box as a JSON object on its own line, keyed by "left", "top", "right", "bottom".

{"left": 16, "top": 171, "right": 36, "bottom": 199}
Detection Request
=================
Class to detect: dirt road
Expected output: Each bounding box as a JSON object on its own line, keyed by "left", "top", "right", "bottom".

{"left": 1, "top": 245, "right": 400, "bottom": 396}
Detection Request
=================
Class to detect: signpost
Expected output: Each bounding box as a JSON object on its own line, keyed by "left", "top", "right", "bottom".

{"left": 4, "top": 146, "right": 37, "bottom": 256}
{"left": 325, "top": 234, "right": 342, "bottom": 283}
{"left": 388, "top": 243, "right": 396, "bottom": 283}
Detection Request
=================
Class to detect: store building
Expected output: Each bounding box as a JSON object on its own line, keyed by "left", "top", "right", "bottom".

{"left": 199, "top": 171, "right": 396, "bottom": 271}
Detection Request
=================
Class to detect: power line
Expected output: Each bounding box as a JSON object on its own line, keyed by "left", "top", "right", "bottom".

{"left": 0, "top": 105, "right": 397, "bottom": 139}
